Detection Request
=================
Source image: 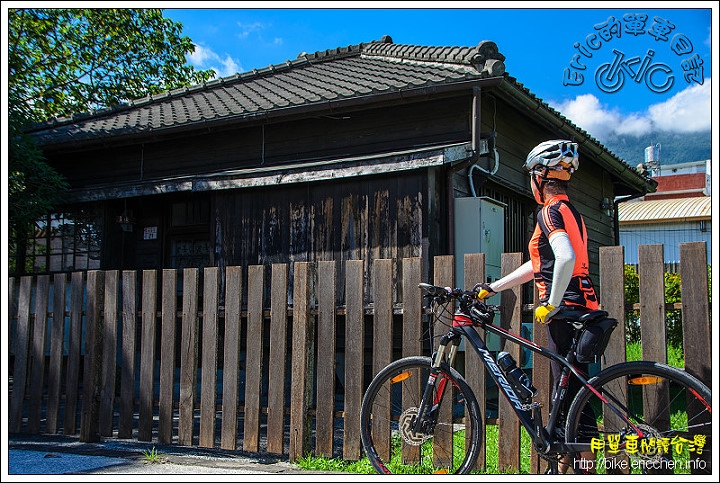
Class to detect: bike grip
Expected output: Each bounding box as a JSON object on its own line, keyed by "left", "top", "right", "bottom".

{"left": 418, "top": 283, "right": 445, "bottom": 296}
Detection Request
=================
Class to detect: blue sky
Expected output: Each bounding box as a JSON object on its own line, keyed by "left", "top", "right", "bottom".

{"left": 164, "top": 3, "right": 715, "bottom": 144}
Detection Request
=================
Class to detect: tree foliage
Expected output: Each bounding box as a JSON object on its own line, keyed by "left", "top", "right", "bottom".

{"left": 9, "top": 8, "right": 215, "bottom": 122}
{"left": 623, "top": 264, "right": 711, "bottom": 349}
{"left": 7, "top": 8, "right": 215, "bottom": 274}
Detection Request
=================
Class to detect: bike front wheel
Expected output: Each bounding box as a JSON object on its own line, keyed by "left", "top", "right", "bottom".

{"left": 566, "top": 361, "right": 712, "bottom": 475}
{"left": 360, "top": 356, "right": 482, "bottom": 474}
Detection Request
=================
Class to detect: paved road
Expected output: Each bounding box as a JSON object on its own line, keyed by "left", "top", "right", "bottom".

{"left": 5, "top": 434, "right": 345, "bottom": 477}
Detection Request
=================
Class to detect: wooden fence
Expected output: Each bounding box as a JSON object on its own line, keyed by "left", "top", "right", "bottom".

{"left": 7, "top": 242, "right": 711, "bottom": 473}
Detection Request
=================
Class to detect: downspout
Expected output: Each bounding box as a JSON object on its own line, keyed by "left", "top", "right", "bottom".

{"left": 447, "top": 86, "right": 484, "bottom": 257}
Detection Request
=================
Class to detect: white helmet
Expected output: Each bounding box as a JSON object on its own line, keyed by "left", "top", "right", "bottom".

{"left": 524, "top": 140, "right": 579, "bottom": 180}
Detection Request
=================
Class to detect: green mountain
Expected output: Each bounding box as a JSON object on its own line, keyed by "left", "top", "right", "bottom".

{"left": 599, "top": 130, "right": 711, "bottom": 166}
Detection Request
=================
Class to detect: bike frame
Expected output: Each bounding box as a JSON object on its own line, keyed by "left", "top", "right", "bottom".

{"left": 434, "top": 310, "right": 596, "bottom": 456}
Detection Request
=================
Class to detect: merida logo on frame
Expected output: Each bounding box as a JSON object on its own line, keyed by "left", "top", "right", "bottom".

{"left": 562, "top": 13, "right": 704, "bottom": 94}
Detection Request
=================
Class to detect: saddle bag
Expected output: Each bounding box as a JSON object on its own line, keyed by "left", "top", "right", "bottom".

{"left": 575, "top": 316, "right": 618, "bottom": 364}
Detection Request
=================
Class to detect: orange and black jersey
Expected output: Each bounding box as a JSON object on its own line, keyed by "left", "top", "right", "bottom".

{"left": 529, "top": 194, "right": 599, "bottom": 310}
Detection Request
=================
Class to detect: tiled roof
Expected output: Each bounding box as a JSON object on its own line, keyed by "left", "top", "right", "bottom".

{"left": 618, "top": 196, "right": 711, "bottom": 223}
{"left": 26, "top": 35, "right": 507, "bottom": 146}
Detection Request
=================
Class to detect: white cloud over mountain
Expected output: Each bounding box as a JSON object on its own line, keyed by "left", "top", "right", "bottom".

{"left": 552, "top": 79, "right": 712, "bottom": 142}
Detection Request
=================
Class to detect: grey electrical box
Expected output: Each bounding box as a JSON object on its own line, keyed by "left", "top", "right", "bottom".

{"left": 453, "top": 196, "right": 506, "bottom": 287}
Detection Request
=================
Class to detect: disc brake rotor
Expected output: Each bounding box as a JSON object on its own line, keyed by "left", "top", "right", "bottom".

{"left": 399, "top": 407, "right": 433, "bottom": 446}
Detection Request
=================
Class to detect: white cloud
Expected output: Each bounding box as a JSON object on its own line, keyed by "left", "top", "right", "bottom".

{"left": 648, "top": 81, "right": 711, "bottom": 132}
{"left": 553, "top": 79, "right": 712, "bottom": 142}
{"left": 188, "top": 44, "right": 241, "bottom": 79}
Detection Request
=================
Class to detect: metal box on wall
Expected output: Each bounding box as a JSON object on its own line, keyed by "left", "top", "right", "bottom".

{"left": 453, "top": 196, "right": 506, "bottom": 287}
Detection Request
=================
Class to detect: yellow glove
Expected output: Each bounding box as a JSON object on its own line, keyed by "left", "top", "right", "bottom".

{"left": 473, "top": 283, "right": 496, "bottom": 301}
{"left": 534, "top": 303, "right": 560, "bottom": 324}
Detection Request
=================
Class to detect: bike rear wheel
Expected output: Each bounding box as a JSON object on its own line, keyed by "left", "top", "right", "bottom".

{"left": 360, "top": 356, "right": 482, "bottom": 474}
{"left": 566, "top": 361, "right": 712, "bottom": 475}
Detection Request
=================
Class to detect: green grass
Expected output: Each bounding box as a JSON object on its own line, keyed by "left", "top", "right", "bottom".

{"left": 295, "top": 423, "right": 532, "bottom": 474}
{"left": 297, "top": 345, "right": 686, "bottom": 474}
{"left": 625, "top": 342, "right": 684, "bottom": 368}
{"left": 142, "top": 446, "right": 162, "bottom": 463}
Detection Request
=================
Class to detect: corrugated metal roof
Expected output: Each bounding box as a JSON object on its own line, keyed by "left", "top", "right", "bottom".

{"left": 618, "top": 196, "right": 711, "bottom": 223}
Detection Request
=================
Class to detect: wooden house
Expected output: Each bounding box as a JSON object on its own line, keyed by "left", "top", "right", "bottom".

{"left": 24, "top": 35, "right": 657, "bottom": 305}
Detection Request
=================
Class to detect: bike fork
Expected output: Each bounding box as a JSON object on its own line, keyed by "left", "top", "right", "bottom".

{"left": 412, "top": 334, "right": 458, "bottom": 433}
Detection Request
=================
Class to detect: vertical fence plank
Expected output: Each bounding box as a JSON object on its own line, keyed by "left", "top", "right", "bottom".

{"left": 9, "top": 276, "right": 32, "bottom": 433}
{"left": 138, "top": 270, "right": 157, "bottom": 442}
{"left": 343, "top": 259, "right": 364, "bottom": 461}
{"left": 463, "top": 253, "right": 487, "bottom": 471}
{"left": 599, "top": 246, "right": 627, "bottom": 366}
{"left": 267, "top": 263, "right": 289, "bottom": 455}
{"left": 159, "top": 269, "right": 178, "bottom": 444}
{"left": 99, "top": 270, "right": 119, "bottom": 437}
{"left": 639, "top": 244, "right": 667, "bottom": 363}
{"left": 27, "top": 275, "right": 49, "bottom": 433}
{"left": 200, "top": 267, "right": 220, "bottom": 448}
{"left": 599, "top": 245, "right": 629, "bottom": 474}
{"left": 400, "top": 257, "right": 423, "bottom": 465}
{"left": 530, "top": 282, "right": 551, "bottom": 474}
{"left": 679, "top": 242, "right": 712, "bottom": 473}
{"left": 46, "top": 273, "right": 67, "bottom": 434}
{"left": 243, "top": 265, "right": 265, "bottom": 452}
{"left": 178, "top": 268, "right": 199, "bottom": 446}
{"left": 497, "top": 252, "right": 522, "bottom": 473}
{"left": 432, "top": 255, "right": 454, "bottom": 468}
{"left": 290, "top": 262, "right": 316, "bottom": 461}
{"left": 221, "top": 266, "right": 243, "bottom": 450}
{"left": 679, "top": 242, "right": 711, "bottom": 387}
{"left": 63, "top": 272, "right": 84, "bottom": 435}
{"left": 118, "top": 270, "right": 138, "bottom": 439}
{"left": 315, "top": 260, "right": 337, "bottom": 457}
{"left": 638, "top": 244, "right": 671, "bottom": 443}
{"left": 80, "top": 270, "right": 104, "bottom": 442}
{"left": 369, "top": 259, "right": 394, "bottom": 462}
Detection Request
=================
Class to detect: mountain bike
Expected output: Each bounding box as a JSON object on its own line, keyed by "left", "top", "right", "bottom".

{"left": 359, "top": 283, "right": 712, "bottom": 474}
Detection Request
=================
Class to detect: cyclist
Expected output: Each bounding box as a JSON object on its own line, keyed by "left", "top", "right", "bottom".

{"left": 474, "top": 139, "right": 598, "bottom": 473}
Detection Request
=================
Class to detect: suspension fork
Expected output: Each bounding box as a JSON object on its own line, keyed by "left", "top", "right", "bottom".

{"left": 412, "top": 332, "right": 461, "bottom": 433}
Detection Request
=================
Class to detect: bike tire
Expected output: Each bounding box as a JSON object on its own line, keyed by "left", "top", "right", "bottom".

{"left": 565, "top": 361, "right": 712, "bottom": 475}
{"left": 360, "top": 356, "right": 482, "bottom": 474}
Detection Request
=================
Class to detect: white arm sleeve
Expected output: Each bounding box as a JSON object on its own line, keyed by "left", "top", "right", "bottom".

{"left": 546, "top": 231, "right": 575, "bottom": 307}
{"left": 488, "top": 260, "right": 534, "bottom": 293}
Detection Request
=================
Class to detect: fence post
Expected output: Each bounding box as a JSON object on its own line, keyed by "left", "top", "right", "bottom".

{"left": 118, "top": 270, "right": 138, "bottom": 439}
{"left": 463, "top": 253, "right": 487, "bottom": 472}
{"left": 315, "top": 260, "right": 337, "bottom": 457}
{"left": 638, "top": 244, "right": 667, "bottom": 363}
{"left": 679, "top": 242, "right": 711, "bottom": 387}
{"left": 267, "top": 263, "right": 289, "bottom": 455}
{"left": 432, "top": 255, "right": 454, "bottom": 468}
{"left": 178, "top": 268, "right": 199, "bottom": 446}
{"left": 9, "top": 276, "right": 32, "bottom": 433}
{"left": 27, "top": 274, "right": 49, "bottom": 434}
{"left": 159, "top": 269, "right": 178, "bottom": 444}
{"left": 99, "top": 270, "right": 119, "bottom": 437}
{"left": 80, "top": 270, "right": 104, "bottom": 443}
{"left": 221, "top": 265, "right": 243, "bottom": 450}
{"left": 138, "top": 270, "right": 157, "bottom": 442}
{"left": 600, "top": 246, "right": 627, "bottom": 366}
{"left": 46, "top": 272, "right": 67, "bottom": 434}
{"left": 63, "top": 272, "right": 85, "bottom": 435}
{"left": 600, "top": 245, "right": 630, "bottom": 474}
{"left": 497, "top": 252, "right": 523, "bottom": 473}
{"left": 343, "top": 259, "right": 364, "bottom": 461}
{"left": 243, "top": 265, "right": 265, "bottom": 452}
{"left": 289, "top": 261, "right": 316, "bottom": 461}
{"left": 199, "top": 267, "right": 220, "bottom": 448}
